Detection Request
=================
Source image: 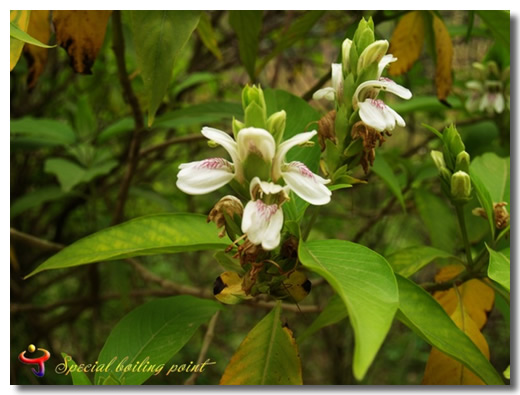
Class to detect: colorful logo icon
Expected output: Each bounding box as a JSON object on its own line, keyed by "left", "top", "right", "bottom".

{"left": 18, "top": 344, "right": 50, "bottom": 377}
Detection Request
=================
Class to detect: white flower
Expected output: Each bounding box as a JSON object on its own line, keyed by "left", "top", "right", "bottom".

{"left": 466, "top": 80, "right": 505, "bottom": 114}
{"left": 353, "top": 78, "right": 412, "bottom": 132}
{"left": 312, "top": 63, "right": 343, "bottom": 101}
{"left": 176, "top": 126, "right": 275, "bottom": 195}
{"left": 241, "top": 178, "right": 287, "bottom": 250}
{"left": 272, "top": 131, "right": 332, "bottom": 205}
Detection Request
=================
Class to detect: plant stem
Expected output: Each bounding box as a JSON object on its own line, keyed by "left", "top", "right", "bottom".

{"left": 455, "top": 204, "right": 474, "bottom": 268}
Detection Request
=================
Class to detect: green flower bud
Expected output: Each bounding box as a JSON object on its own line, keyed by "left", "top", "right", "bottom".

{"left": 442, "top": 124, "right": 465, "bottom": 168}
{"left": 342, "top": 38, "right": 352, "bottom": 74}
{"left": 455, "top": 151, "right": 470, "bottom": 174}
{"left": 356, "top": 28, "right": 375, "bottom": 54}
{"left": 451, "top": 171, "right": 472, "bottom": 203}
{"left": 431, "top": 150, "right": 446, "bottom": 172}
{"left": 352, "top": 17, "right": 373, "bottom": 45}
{"left": 348, "top": 41, "right": 359, "bottom": 77}
{"left": 440, "top": 167, "right": 452, "bottom": 185}
{"left": 232, "top": 117, "right": 245, "bottom": 139}
{"left": 242, "top": 85, "right": 267, "bottom": 128}
{"left": 357, "top": 40, "right": 389, "bottom": 75}
{"left": 266, "top": 110, "right": 286, "bottom": 145}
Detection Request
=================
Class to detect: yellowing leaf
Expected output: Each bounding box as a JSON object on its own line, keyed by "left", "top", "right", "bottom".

{"left": 432, "top": 14, "right": 453, "bottom": 101}
{"left": 10, "top": 10, "right": 31, "bottom": 70}
{"left": 433, "top": 265, "right": 494, "bottom": 330}
{"left": 422, "top": 304, "right": 490, "bottom": 385}
{"left": 23, "top": 10, "right": 51, "bottom": 88}
{"left": 388, "top": 11, "right": 425, "bottom": 76}
{"left": 220, "top": 302, "right": 302, "bottom": 385}
{"left": 53, "top": 11, "right": 112, "bottom": 74}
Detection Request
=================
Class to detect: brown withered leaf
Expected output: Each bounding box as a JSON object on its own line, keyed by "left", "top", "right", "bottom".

{"left": 388, "top": 11, "right": 425, "bottom": 76}
{"left": 317, "top": 110, "right": 336, "bottom": 151}
{"left": 53, "top": 11, "right": 112, "bottom": 74}
{"left": 422, "top": 303, "right": 489, "bottom": 385}
{"left": 433, "top": 264, "right": 494, "bottom": 330}
{"left": 23, "top": 10, "right": 51, "bottom": 89}
{"left": 432, "top": 14, "right": 453, "bottom": 101}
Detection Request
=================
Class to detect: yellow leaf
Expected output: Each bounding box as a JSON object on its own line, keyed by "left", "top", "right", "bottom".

{"left": 10, "top": 10, "right": 31, "bottom": 71}
{"left": 52, "top": 11, "right": 112, "bottom": 74}
{"left": 433, "top": 264, "right": 494, "bottom": 329}
{"left": 388, "top": 11, "right": 425, "bottom": 76}
{"left": 23, "top": 10, "right": 51, "bottom": 89}
{"left": 422, "top": 303, "right": 490, "bottom": 384}
{"left": 432, "top": 14, "right": 453, "bottom": 101}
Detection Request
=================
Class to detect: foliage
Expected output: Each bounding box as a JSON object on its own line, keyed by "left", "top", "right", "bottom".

{"left": 10, "top": 10, "right": 510, "bottom": 386}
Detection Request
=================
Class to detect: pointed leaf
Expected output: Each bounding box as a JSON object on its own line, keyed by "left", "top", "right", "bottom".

{"left": 396, "top": 274, "right": 502, "bottom": 385}
{"left": 298, "top": 240, "right": 398, "bottom": 380}
{"left": 470, "top": 153, "right": 510, "bottom": 205}
{"left": 130, "top": 11, "right": 201, "bottom": 126}
{"left": 371, "top": 154, "right": 405, "bottom": 211}
{"left": 10, "top": 20, "right": 54, "bottom": 48}
{"left": 220, "top": 302, "right": 302, "bottom": 385}
{"left": 95, "top": 296, "right": 221, "bottom": 385}
{"left": 228, "top": 11, "right": 263, "bottom": 80}
{"left": 25, "top": 213, "right": 231, "bottom": 278}
{"left": 10, "top": 10, "right": 31, "bottom": 70}
{"left": 53, "top": 11, "right": 112, "bottom": 74}
{"left": 386, "top": 246, "right": 457, "bottom": 278}
{"left": 60, "top": 353, "right": 92, "bottom": 385}
{"left": 23, "top": 10, "right": 52, "bottom": 88}
{"left": 432, "top": 13, "right": 453, "bottom": 101}
{"left": 476, "top": 11, "right": 510, "bottom": 48}
{"left": 487, "top": 246, "right": 510, "bottom": 292}
{"left": 197, "top": 12, "right": 222, "bottom": 60}
{"left": 11, "top": 117, "right": 76, "bottom": 147}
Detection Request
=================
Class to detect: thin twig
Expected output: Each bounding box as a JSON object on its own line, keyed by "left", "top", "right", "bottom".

{"left": 111, "top": 11, "right": 145, "bottom": 225}
{"left": 139, "top": 134, "right": 206, "bottom": 157}
{"left": 10, "top": 228, "right": 64, "bottom": 251}
{"left": 184, "top": 311, "right": 220, "bottom": 385}
{"left": 302, "top": 70, "right": 332, "bottom": 102}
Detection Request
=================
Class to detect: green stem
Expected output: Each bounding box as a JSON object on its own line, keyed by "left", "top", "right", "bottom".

{"left": 455, "top": 204, "right": 474, "bottom": 268}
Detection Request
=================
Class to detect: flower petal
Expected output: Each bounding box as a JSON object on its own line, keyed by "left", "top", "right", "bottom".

{"left": 312, "top": 87, "right": 336, "bottom": 101}
{"left": 201, "top": 127, "right": 239, "bottom": 164}
{"left": 386, "top": 105, "right": 406, "bottom": 128}
{"left": 272, "top": 130, "right": 317, "bottom": 180}
{"left": 282, "top": 161, "right": 331, "bottom": 206}
{"left": 236, "top": 127, "right": 276, "bottom": 163}
{"left": 176, "top": 158, "right": 234, "bottom": 195}
{"left": 241, "top": 200, "right": 280, "bottom": 248}
{"left": 358, "top": 100, "right": 387, "bottom": 132}
{"left": 377, "top": 54, "right": 397, "bottom": 77}
{"left": 331, "top": 63, "right": 343, "bottom": 94}
{"left": 261, "top": 208, "right": 284, "bottom": 250}
{"left": 378, "top": 78, "right": 412, "bottom": 99}
{"left": 249, "top": 176, "right": 284, "bottom": 199}
{"left": 494, "top": 94, "right": 505, "bottom": 114}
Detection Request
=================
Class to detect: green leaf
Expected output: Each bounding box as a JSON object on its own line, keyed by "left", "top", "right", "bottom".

{"left": 414, "top": 189, "right": 458, "bottom": 253}
{"left": 60, "top": 353, "right": 92, "bottom": 385}
{"left": 392, "top": 95, "right": 462, "bottom": 115}
{"left": 172, "top": 72, "right": 217, "bottom": 98}
{"left": 257, "top": 11, "right": 325, "bottom": 73}
{"left": 74, "top": 95, "right": 97, "bottom": 139}
{"left": 475, "top": 11, "right": 510, "bottom": 47}
{"left": 229, "top": 11, "right": 263, "bottom": 80}
{"left": 470, "top": 153, "right": 510, "bottom": 205}
{"left": 298, "top": 240, "right": 398, "bottom": 380}
{"left": 486, "top": 245, "right": 510, "bottom": 292}
{"left": 44, "top": 158, "right": 86, "bottom": 192}
{"left": 220, "top": 302, "right": 302, "bottom": 384}
{"left": 25, "top": 213, "right": 231, "bottom": 278}
{"left": 11, "top": 187, "right": 68, "bottom": 219}
{"left": 97, "top": 118, "right": 135, "bottom": 143}
{"left": 155, "top": 102, "right": 243, "bottom": 129}
{"left": 504, "top": 365, "right": 510, "bottom": 380}
{"left": 11, "top": 117, "right": 76, "bottom": 147}
{"left": 10, "top": 21, "right": 55, "bottom": 48}
{"left": 297, "top": 294, "right": 349, "bottom": 343}
{"left": 264, "top": 89, "right": 321, "bottom": 222}
{"left": 396, "top": 274, "right": 503, "bottom": 385}
{"left": 386, "top": 246, "right": 457, "bottom": 278}
{"left": 196, "top": 12, "right": 222, "bottom": 60}
{"left": 10, "top": 10, "right": 30, "bottom": 70}
{"left": 371, "top": 154, "right": 405, "bottom": 211}
{"left": 130, "top": 11, "right": 201, "bottom": 127}
{"left": 214, "top": 251, "right": 244, "bottom": 274}
{"left": 95, "top": 296, "right": 221, "bottom": 385}
{"left": 471, "top": 174, "right": 495, "bottom": 240}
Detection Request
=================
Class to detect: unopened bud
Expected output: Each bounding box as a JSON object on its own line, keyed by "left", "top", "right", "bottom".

{"left": 266, "top": 110, "right": 286, "bottom": 145}
{"left": 443, "top": 124, "right": 465, "bottom": 168}
{"left": 455, "top": 151, "right": 470, "bottom": 173}
{"left": 242, "top": 85, "right": 267, "bottom": 128}
{"left": 357, "top": 40, "right": 389, "bottom": 75}
{"left": 431, "top": 150, "right": 446, "bottom": 172}
{"left": 232, "top": 117, "right": 245, "bottom": 138}
{"left": 342, "top": 39, "right": 352, "bottom": 74}
{"left": 451, "top": 171, "right": 472, "bottom": 203}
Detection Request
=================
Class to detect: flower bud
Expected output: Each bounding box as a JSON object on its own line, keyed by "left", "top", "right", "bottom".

{"left": 232, "top": 117, "right": 245, "bottom": 139}
{"left": 442, "top": 124, "right": 465, "bottom": 169}
{"left": 266, "top": 110, "right": 286, "bottom": 145}
{"left": 451, "top": 171, "right": 472, "bottom": 203}
{"left": 357, "top": 40, "right": 389, "bottom": 75}
{"left": 242, "top": 85, "right": 267, "bottom": 129}
{"left": 342, "top": 38, "right": 352, "bottom": 74}
{"left": 430, "top": 150, "right": 446, "bottom": 172}
{"left": 207, "top": 195, "right": 244, "bottom": 238}
{"left": 455, "top": 151, "right": 470, "bottom": 173}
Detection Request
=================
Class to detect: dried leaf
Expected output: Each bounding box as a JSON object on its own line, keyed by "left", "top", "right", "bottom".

{"left": 23, "top": 10, "right": 51, "bottom": 88}
{"left": 10, "top": 10, "right": 31, "bottom": 71}
{"left": 388, "top": 11, "right": 425, "bottom": 76}
{"left": 433, "top": 264, "right": 494, "bottom": 330}
{"left": 422, "top": 304, "right": 489, "bottom": 385}
{"left": 432, "top": 14, "right": 453, "bottom": 101}
{"left": 53, "top": 11, "right": 112, "bottom": 74}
